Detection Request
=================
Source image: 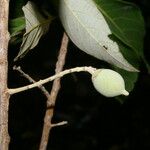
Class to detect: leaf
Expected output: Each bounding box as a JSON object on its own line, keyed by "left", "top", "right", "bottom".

{"left": 114, "top": 67, "right": 138, "bottom": 104}
{"left": 9, "top": 17, "right": 25, "bottom": 44}
{"left": 113, "top": 41, "right": 140, "bottom": 94}
{"left": 59, "top": 0, "right": 138, "bottom": 71}
{"left": 94, "top": 0, "right": 145, "bottom": 58}
{"left": 93, "top": 0, "right": 145, "bottom": 94}
{"left": 15, "top": 1, "right": 53, "bottom": 61}
{"left": 114, "top": 67, "right": 138, "bottom": 92}
{"left": 10, "top": 17, "right": 25, "bottom": 37}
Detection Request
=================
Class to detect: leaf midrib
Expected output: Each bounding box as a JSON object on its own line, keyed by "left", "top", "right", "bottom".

{"left": 93, "top": 1, "right": 138, "bottom": 54}
{"left": 24, "top": 19, "right": 51, "bottom": 36}
{"left": 23, "top": 5, "right": 53, "bottom": 36}
{"left": 63, "top": 0, "right": 135, "bottom": 70}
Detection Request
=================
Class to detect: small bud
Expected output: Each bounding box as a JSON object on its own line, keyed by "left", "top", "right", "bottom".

{"left": 92, "top": 69, "right": 129, "bottom": 97}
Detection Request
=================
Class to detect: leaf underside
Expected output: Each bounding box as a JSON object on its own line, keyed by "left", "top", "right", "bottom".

{"left": 93, "top": 0, "right": 145, "bottom": 93}
{"left": 15, "top": 1, "right": 53, "bottom": 61}
{"left": 60, "top": 0, "right": 145, "bottom": 94}
{"left": 59, "top": 0, "right": 140, "bottom": 72}
{"left": 94, "top": 0, "right": 145, "bottom": 56}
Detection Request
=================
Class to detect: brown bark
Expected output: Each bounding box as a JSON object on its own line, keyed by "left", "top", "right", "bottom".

{"left": 0, "top": 0, "right": 10, "bottom": 149}
{"left": 39, "top": 33, "right": 69, "bottom": 150}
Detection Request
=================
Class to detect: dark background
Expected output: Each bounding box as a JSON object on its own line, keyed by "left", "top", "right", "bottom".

{"left": 8, "top": 0, "right": 150, "bottom": 149}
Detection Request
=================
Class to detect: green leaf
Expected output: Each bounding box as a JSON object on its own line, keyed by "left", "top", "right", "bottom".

{"left": 14, "top": 1, "right": 53, "bottom": 61}
{"left": 94, "top": 0, "right": 145, "bottom": 58}
{"left": 93, "top": 0, "right": 145, "bottom": 93}
{"left": 59, "top": 0, "right": 138, "bottom": 72}
{"left": 10, "top": 17, "right": 25, "bottom": 37}
{"left": 114, "top": 68, "right": 138, "bottom": 92}
{"left": 114, "top": 67, "right": 138, "bottom": 104}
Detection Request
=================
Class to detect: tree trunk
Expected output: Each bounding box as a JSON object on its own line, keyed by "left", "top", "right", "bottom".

{"left": 0, "top": 0, "right": 10, "bottom": 149}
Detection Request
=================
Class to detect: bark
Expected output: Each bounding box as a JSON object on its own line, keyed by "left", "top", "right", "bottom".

{"left": 0, "top": 0, "right": 10, "bottom": 149}
{"left": 39, "top": 33, "right": 68, "bottom": 150}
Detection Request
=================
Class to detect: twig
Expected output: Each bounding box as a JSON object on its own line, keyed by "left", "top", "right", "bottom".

{"left": 39, "top": 32, "right": 68, "bottom": 150}
{"left": 51, "top": 121, "right": 68, "bottom": 128}
{"left": 13, "top": 66, "right": 50, "bottom": 99}
{"left": 8, "top": 66, "right": 96, "bottom": 95}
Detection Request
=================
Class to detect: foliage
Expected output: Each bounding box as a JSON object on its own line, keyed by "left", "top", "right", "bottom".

{"left": 14, "top": 1, "right": 53, "bottom": 60}
{"left": 8, "top": 0, "right": 150, "bottom": 149}
{"left": 9, "top": 1, "right": 146, "bottom": 98}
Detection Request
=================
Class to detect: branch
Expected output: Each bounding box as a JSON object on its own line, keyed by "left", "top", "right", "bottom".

{"left": 51, "top": 121, "right": 68, "bottom": 128}
{"left": 13, "top": 66, "right": 50, "bottom": 99}
{"left": 0, "top": 0, "right": 10, "bottom": 149}
{"left": 8, "top": 66, "right": 96, "bottom": 95}
{"left": 39, "top": 32, "right": 69, "bottom": 150}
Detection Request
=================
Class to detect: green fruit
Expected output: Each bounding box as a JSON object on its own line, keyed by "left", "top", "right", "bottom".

{"left": 92, "top": 69, "right": 129, "bottom": 97}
